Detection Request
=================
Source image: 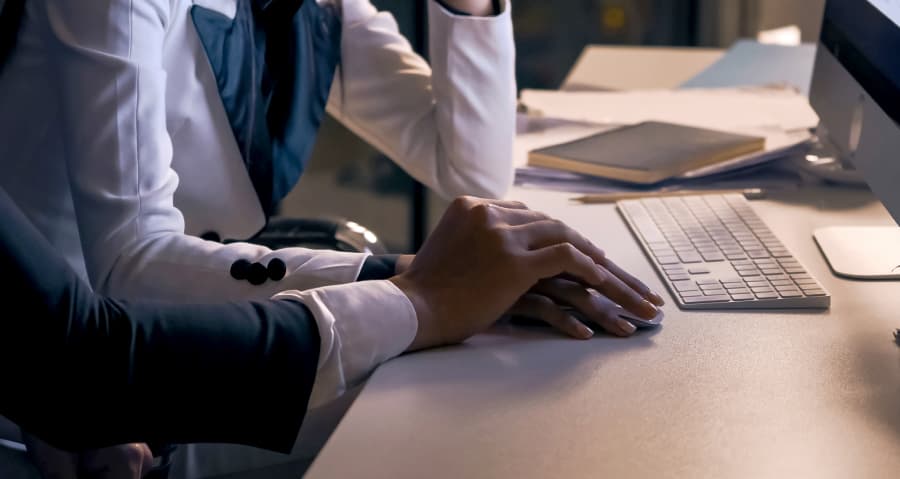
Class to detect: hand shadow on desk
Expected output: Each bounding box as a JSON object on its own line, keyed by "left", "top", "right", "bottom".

{"left": 384, "top": 321, "right": 662, "bottom": 414}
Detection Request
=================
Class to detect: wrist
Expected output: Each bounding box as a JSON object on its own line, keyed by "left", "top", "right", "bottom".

{"left": 394, "top": 255, "right": 414, "bottom": 275}
{"left": 390, "top": 274, "right": 444, "bottom": 351}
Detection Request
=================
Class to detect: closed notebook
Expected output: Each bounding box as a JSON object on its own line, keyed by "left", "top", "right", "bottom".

{"left": 527, "top": 121, "right": 765, "bottom": 185}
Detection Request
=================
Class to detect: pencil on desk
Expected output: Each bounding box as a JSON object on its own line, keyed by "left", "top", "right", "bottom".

{"left": 572, "top": 188, "right": 766, "bottom": 204}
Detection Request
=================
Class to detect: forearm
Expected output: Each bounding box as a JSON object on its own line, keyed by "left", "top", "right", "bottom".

{"left": 327, "top": 0, "right": 516, "bottom": 200}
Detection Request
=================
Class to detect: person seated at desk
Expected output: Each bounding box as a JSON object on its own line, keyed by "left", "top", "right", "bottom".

{"left": 0, "top": 185, "right": 663, "bottom": 477}
{"left": 0, "top": 0, "right": 662, "bottom": 476}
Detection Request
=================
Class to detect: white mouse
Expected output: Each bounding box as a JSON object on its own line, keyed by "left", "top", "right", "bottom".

{"left": 564, "top": 305, "right": 665, "bottom": 329}
{"left": 616, "top": 306, "right": 665, "bottom": 328}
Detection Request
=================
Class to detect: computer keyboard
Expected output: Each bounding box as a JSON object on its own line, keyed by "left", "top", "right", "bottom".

{"left": 617, "top": 194, "right": 830, "bottom": 309}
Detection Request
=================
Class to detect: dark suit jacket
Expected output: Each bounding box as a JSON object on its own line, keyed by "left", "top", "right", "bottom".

{"left": 0, "top": 186, "right": 320, "bottom": 454}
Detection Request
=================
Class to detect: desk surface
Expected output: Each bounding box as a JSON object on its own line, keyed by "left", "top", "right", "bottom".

{"left": 307, "top": 184, "right": 900, "bottom": 478}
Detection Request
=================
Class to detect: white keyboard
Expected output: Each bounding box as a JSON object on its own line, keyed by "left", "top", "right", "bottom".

{"left": 617, "top": 194, "right": 830, "bottom": 309}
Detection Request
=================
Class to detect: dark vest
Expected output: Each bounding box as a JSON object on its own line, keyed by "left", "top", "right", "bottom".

{"left": 191, "top": 0, "right": 341, "bottom": 216}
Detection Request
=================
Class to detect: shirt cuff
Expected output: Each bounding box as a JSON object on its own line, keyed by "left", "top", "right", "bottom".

{"left": 272, "top": 280, "right": 417, "bottom": 407}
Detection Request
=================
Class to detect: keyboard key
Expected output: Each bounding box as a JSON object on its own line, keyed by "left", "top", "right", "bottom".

{"left": 747, "top": 250, "right": 771, "bottom": 259}
{"left": 683, "top": 295, "right": 731, "bottom": 304}
{"left": 722, "top": 282, "right": 746, "bottom": 289}
{"left": 688, "top": 267, "right": 711, "bottom": 274}
{"left": 790, "top": 273, "right": 812, "bottom": 280}
{"left": 770, "top": 279, "right": 794, "bottom": 286}
{"left": 734, "top": 264, "right": 758, "bottom": 271}
{"left": 738, "top": 270, "right": 761, "bottom": 277}
{"left": 730, "top": 293, "right": 755, "bottom": 301}
{"left": 755, "top": 291, "right": 780, "bottom": 299}
{"left": 697, "top": 278, "right": 721, "bottom": 285}
{"left": 794, "top": 278, "right": 819, "bottom": 286}
{"left": 652, "top": 247, "right": 676, "bottom": 256}
{"left": 776, "top": 285, "right": 801, "bottom": 293}
{"left": 678, "top": 252, "right": 703, "bottom": 263}
{"left": 657, "top": 256, "right": 680, "bottom": 265}
{"left": 770, "top": 249, "right": 792, "bottom": 258}
{"left": 667, "top": 273, "right": 691, "bottom": 281}
{"left": 761, "top": 268, "right": 784, "bottom": 276}
{"left": 680, "top": 290, "right": 703, "bottom": 298}
{"left": 783, "top": 266, "right": 806, "bottom": 274}
{"left": 726, "top": 253, "right": 748, "bottom": 260}
{"left": 662, "top": 265, "right": 686, "bottom": 272}
{"left": 732, "top": 260, "right": 754, "bottom": 267}
{"left": 802, "top": 288, "right": 827, "bottom": 296}
{"left": 779, "top": 289, "right": 803, "bottom": 298}
{"left": 672, "top": 280, "right": 699, "bottom": 292}
{"left": 745, "top": 279, "right": 769, "bottom": 286}
{"left": 777, "top": 258, "right": 799, "bottom": 265}
{"left": 726, "top": 287, "right": 751, "bottom": 294}
{"left": 751, "top": 286, "right": 775, "bottom": 293}
{"left": 701, "top": 252, "right": 726, "bottom": 262}
{"left": 700, "top": 283, "right": 724, "bottom": 290}
{"left": 704, "top": 289, "right": 727, "bottom": 296}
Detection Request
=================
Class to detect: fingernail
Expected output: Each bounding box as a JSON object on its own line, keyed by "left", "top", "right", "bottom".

{"left": 640, "top": 300, "right": 659, "bottom": 319}
{"left": 617, "top": 319, "right": 637, "bottom": 336}
{"left": 648, "top": 291, "right": 666, "bottom": 306}
{"left": 577, "top": 322, "right": 595, "bottom": 340}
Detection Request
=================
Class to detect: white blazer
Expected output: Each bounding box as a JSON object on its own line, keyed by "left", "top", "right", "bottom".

{"left": 0, "top": 0, "right": 515, "bottom": 404}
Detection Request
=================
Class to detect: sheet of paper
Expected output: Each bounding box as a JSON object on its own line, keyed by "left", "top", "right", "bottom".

{"left": 519, "top": 87, "right": 820, "bottom": 133}
{"left": 680, "top": 40, "right": 817, "bottom": 95}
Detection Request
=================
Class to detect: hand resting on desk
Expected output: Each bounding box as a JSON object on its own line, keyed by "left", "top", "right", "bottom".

{"left": 391, "top": 196, "right": 665, "bottom": 348}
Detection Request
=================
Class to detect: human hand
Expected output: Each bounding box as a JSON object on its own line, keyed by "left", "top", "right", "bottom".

{"left": 391, "top": 197, "right": 664, "bottom": 351}
{"left": 24, "top": 432, "right": 153, "bottom": 479}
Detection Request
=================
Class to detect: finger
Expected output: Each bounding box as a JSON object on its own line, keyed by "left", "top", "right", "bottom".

{"left": 528, "top": 244, "right": 658, "bottom": 320}
{"left": 508, "top": 293, "right": 594, "bottom": 339}
{"left": 511, "top": 219, "right": 605, "bottom": 264}
{"left": 533, "top": 279, "right": 636, "bottom": 337}
{"left": 600, "top": 256, "right": 666, "bottom": 306}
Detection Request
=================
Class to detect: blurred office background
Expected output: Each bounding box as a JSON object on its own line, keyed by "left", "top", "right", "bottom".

{"left": 279, "top": 0, "right": 826, "bottom": 253}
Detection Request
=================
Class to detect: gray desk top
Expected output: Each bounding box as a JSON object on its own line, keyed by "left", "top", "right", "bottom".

{"left": 307, "top": 185, "right": 900, "bottom": 479}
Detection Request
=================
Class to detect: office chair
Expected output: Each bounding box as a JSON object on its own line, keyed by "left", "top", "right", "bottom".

{"left": 249, "top": 217, "right": 389, "bottom": 255}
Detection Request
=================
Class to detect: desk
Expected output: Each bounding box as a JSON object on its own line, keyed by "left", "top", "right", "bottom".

{"left": 306, "top": 48, "right": 900, "bottom": 478}
{"left": 307, "top": 183, "right": 900, "bottom": 478}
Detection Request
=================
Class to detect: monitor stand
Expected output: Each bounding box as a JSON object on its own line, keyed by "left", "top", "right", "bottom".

{"left": 813, "top": 226, "right": 900, "bottom": 280}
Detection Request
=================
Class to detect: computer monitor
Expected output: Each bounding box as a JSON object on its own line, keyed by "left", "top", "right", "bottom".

{"left": 809, "top": 0, "right": 900, "bottom": 279}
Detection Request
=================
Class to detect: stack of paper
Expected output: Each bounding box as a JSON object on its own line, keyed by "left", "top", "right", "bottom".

{"left": 515, "top": 87, "right": 819, "bottom": 192}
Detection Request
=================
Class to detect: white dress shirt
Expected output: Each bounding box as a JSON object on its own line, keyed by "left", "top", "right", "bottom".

{"left": 0, "top": 0, "right": 515, "bottom": 406}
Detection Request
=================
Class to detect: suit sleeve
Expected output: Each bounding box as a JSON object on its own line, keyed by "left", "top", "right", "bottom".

{"left": 42, "top": 0, "right": 371, "bottom": 304}
{"left": 327, "top": 0, "right": 517, "bottom": 200}
{"left": 0, "top": 187, "right": 315, "bottom": 453}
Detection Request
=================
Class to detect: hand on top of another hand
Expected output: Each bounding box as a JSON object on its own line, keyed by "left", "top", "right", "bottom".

{"left": 391, "top": 196, "right": 664, "bottom": 351}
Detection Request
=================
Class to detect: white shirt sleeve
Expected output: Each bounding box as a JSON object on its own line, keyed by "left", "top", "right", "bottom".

{"left": 273, "top": 280, "right": 418, "bottom": 408}
{"left": 327, "top": 0, "right": 517, "bottom": 200}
